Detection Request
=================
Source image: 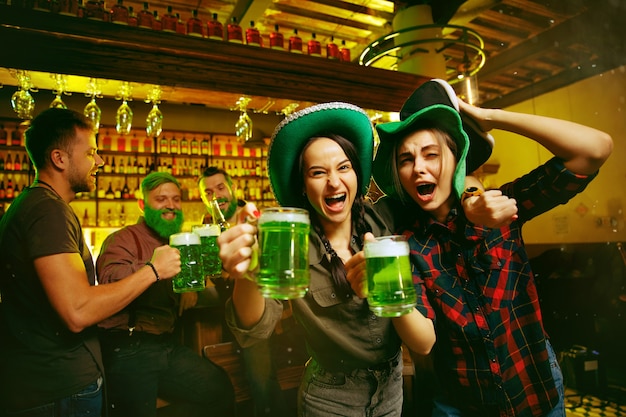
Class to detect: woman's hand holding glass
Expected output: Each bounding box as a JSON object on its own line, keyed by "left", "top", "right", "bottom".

{"left": 344, "top": 232, "right": 376, "bottom": 299}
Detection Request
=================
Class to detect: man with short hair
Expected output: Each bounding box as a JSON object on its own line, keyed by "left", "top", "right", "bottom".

{"left": 0, "top": 108, "right": 180, "bottom": 416}
{"left": 97, "top": 171, "right": 235, "bottom": 417}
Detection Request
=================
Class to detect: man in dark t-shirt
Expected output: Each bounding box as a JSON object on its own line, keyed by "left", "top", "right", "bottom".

{"left": 0, "top": 109, "right": 181, "bottom": 415}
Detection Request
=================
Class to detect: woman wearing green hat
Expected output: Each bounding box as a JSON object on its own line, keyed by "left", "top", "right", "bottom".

{"left": 357, "top": 79, "right": 613, "bottom": 417}
{"left": 218, "top": 102, "right": 438, "bottom": 416}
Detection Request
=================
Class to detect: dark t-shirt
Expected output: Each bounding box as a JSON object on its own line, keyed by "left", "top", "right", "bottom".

{"left": 0, "top": 186, "right": 101, "bottom": 411}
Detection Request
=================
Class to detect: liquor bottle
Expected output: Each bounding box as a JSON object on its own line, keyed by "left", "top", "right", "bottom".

{"left": 82, "top": 209, "right": 90, "bottom": 227}
{"left": 127, "top": 6, "right": 137, "bottom": 26}
{"left": 289, "top": 29, "right": 302, "bottom": 54}
{"left": 152, "top": 10, "right": 162, "bottom": 31}
{"left": 103, "top": 156, "right": 111, "bottom": 173}
{"left": 5, "top": 153, "right": 13, "bottom": 171}
{"left": 21, "top": 154, "right": 29, "bottom": 172}
{"left": 200, "top": 137, "right": 209, "bottom": 155}
{"left": 187, "top": 9, "right": 204, "bottom": 37}
{"left": 327, "top": 36, "right": 340, "bottom": 60}
{"left": 0, "top": 124, "right": 7, "bottom": 146}
{"left": 10, "top": 126, "right": 22, "bottom": 147}
{"left": 270, "top": 24, "right": 284, "bottom": 50}
{"left": 117, "top": 134, "right": 126, "bottom": 152}
{"left": 119, "top": 205, "right": 126, "bottom": 226}
{"left": 159, "top": 136, "right": 168, "bottom": 153}
{"left": 143, "top": 135, "right": 153, "bottom": 153}
{"left": 0, "top": 181, "right": 5, "bottom": 199}
{"left": 207, "top": 13, "right": 223, "bottom": 40}
{"left": 170, "top": 136, "right": 179, "bottom": 154}
{"left": 137, "top": 2, "right": 153, "bottom": 29}
{"left": 132, "top": 157, "right": 138, "bottom": 174}
{"left": 13, "top": 153, "right": 21, "bottom": 171}
{"left": 58, "top": 0, "right": 78, "bottom": 16}
{"left": 110, "top": 0, "right": 128, "bottom": 25}
{"left": 307, "top": 33, "right": 321, "bottom": 57}
{"left": 117, "top": 157, "right": 125, "bottom": 174}
{"left": 138, "top": 159, "right": 145, "bottom": 175}
{"left": 111, "top": 157, "right": 117, "bottom": 173}
{"left": 84, "top": 0, "right": 105, "bottom": 20}
{"left": 190, "top": 137, "right": 199, "bottom": 155}
{"left": 246, "top": 21, "right": 261, "bottom": 47}
{"left": 13, "top": 183, "right": 21, "bottom": 199}
{"left": 176, "top": 13, "right": 186, "bottom": 35}
{"left": 227, "top": 17, "right": 243, "bottom": 43}
{"left": 122, "top": 178, "right": 130, "bottom": 199}
{"left": 0, "top": 154, "right": 4, "bottom": 171}
{"left": 130, "top": 134, "right": 139, "bottom": 152}
{"left": 101, "top": 130, "right": 112, "bottom": 150}
{"left": 340, "top": 40, "right": 351, "bottom": 62}
{"left": 161, "top": 5, "right": 177, "bottom": 33}
{"left": 5, "top": 179, "right": 13, "bottom": 200}
{"left": 114, "top": 181, "right": 122, "bottom": 199}
{"left": 180, "top": 136, "right": 189, "bottom": 155}
{"left": 209, "top": 198, "right": 230, "bottom": 231}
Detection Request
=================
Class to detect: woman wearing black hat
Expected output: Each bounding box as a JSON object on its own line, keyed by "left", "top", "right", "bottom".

{"left": 218, "top": 102, "right": 437, "bottom": 416}
{"left": 357, "top": 79, "right": 613, "bottom": 417}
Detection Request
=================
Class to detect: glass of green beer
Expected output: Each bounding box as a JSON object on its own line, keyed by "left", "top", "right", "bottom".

{"left": 257, "top": 207, "right": 310, "bottom": 299}
{"left": 192, "top": 224, "right": 222, "bottom": 280}
{"left": 169, "top": 232, "right": 205, "bottom": 293}
{"left": 364, "top": 235, "right": 416, "bottom": 317}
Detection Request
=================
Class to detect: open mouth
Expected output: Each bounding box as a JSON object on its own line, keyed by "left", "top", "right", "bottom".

{"left": 325, "top": 192, "right": 346, "bottom": 208}
{"left": 417, "top": 183, "right": 435, "bottom": 196}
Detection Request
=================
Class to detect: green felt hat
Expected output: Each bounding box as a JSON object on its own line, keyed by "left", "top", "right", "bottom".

{"left": 373, "top": 104, "right": 469, "bottom": 201}
{"left": 268, "top": 102, "right": 374, "bottom": 207}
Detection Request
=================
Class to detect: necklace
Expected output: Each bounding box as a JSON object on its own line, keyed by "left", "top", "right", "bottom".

{"left": 35, "top": 179, "right": 61, "bottom": 198}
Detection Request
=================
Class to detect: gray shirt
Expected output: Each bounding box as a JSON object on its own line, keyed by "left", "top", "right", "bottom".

{"left": 226, "top": 201, "right": 402, "bottom": 372}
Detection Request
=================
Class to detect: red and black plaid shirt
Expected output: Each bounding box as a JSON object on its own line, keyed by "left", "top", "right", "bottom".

{"left": 404, "top": 158, "right": 596, "bottom": 417}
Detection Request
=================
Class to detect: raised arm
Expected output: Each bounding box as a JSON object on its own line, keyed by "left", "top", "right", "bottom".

{"left": 458, "top": 99, "right": 613, "bottom": 175}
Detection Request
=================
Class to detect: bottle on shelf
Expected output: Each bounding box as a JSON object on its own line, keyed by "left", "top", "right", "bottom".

{"left": 10, "top": 125, "right": 22, "bottom": 147}
{"left": 5, "top": 153, "right": 13, "bottom": 171}
{"left": 119, "top": 205, "right": 126, "bottom": 226}
{"left": 190, "top": 137, "right": 199, "bottom": 155}
{"left": 138, "top": 159, "right": 145, "bottom": 175}
{"left": 21, "top": 154, "right": 29, "bottom": 172}
{"left": 200, "top": 137, "right": 209, "bottom": 155}
{"left": 289, "top": 29, "right": 302, "bottom": 53}
{"left": 137, "top": 2, "right": 153, "bottom": 29}
{"left": 152, "top": 10, "right": 162, "bottom": 31}
{"left": 170, "top": 136, "right": 179, "bottom": 154}
{"left": 13, "top": 154, "right": 21, "bottom": 171}
{"left": 187, "top": 9, "right": 204, "bottom": 37}
{"left": 246, "top": 21, "right": 261, "bottom": 47}
{"left": 227, "top": 17, "right": 243, "bottom": 43}
{"left": 159, "top": 136, "right": 169, "bottom": 153}
{"left": 116, "top": 134, "right": 126, "bottom": 152}
{"left": 82, "top": 208, "right": 90, "bottom": 227}
{"left": 127, "top": 6, "right": 137, "bottom": 26}
{"left": 0, "top": 154, "right": 4, "bottom": 171}
{"left": 130, "top": 134, "right": 139, "bottom": 152}
{"left": 84, "top": 0, "right": 105, "bottom": 21}
{"left": 327, "top": 36, "right": 340, "bottom": 60}
{"left": 105, "top": 181, "right": 115, "bottom": 200}
{"left": 176, "top": 13, "right": 186, "bottom": 35}
{"left": 143, "top": 135, "right": 153, "bottom": 153}
{"left": 0, "top": 181, "right": 5, "bottom": 200}
{"left": 270, "top": 24, "right": 284, "bottom": 50}
{"left": 110, "top": 0, "right": 128, "bottom": 25}
{"left": 207, "top": 13, "right": 223, "bottom": 40}
{"left": 101, "top": 130, "right": 112, "bottom": 150}
{"left": 122, "top": 178, "right": 130, "bottom": 199}
{"left": 117, "top": 157, "right": 125, "bottom": 174}
{"left": 13, "top": 183, "right": 21, "bottom": 199}
{"left": 110, "top": 157, "right": 117, "bottom": 173}
{"left": 5, "top": 179, "right": 13, "bottom": 200}
{"left": 161, "top": 6, "right": 177, "bottom": 33}
{"left": 114, "top": 181, "right": 122, "bottom": 199}
{"left": 307, "top": 33, "right": 321, "bottom": 57}
{"left": 180, "top": 136, "right": 189, "bottom": 155}
{"left": 340, "top": 40, "right": 351, "bottom": 62}
{"left": 58, "top": 0, "right": 79, "bottom": 16}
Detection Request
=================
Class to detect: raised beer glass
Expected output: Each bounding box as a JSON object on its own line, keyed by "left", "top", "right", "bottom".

{"left": 364, "top": 235, "right": 416, "bottom": 317}
{"left": 257, "top": 207, "right": 310, "bottom": 299}
{"left": 192, "top": 224, "right": 222, "bottom": 280}
{"left": 170, "top": 232, "right": 205, "bottom": 293}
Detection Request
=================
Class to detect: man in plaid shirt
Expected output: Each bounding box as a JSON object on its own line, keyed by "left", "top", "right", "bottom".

{"left": 363, "top": 79, "right": 613, "bottom": 416}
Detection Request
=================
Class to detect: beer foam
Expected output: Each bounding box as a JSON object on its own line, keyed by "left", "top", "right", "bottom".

{"left": 192, "top": 224, "right": 220, "bottom": 237}
{"left": 258, "top": 209, "right": 310, "bottom": 225}
{"left": 365, "top": 237, "right": 408, "bottom": 257}
{"left": 170, "top": 232, "right": 201, "bottom": 246}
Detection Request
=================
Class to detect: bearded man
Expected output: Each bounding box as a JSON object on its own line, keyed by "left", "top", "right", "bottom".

{"left": 96, "top": 172, "right": 235, "bottom": 417}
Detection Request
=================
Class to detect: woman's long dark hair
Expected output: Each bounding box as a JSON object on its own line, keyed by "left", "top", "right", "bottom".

{"left": 297, "top": 134, "right": 372, "bottom": 299}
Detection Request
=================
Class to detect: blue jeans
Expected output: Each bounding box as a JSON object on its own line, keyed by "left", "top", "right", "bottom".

{"left": 99, "top": 332, "right": 234, "bottom": 417}
{"left": 4, "top": 377, "right": 103, "bottom": 417}
{"left": 432, "top": 340, "right": 566, "bottom": 417}
{"left": 298, "top": 353, "right": 403, "bottom": 417}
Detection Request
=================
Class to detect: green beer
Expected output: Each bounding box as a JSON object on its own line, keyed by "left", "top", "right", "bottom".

{"left": 192, "top": 224, "right": 222, "bottom": 279}
{"left": 170, "top": 232, "right": 205, "bottom": 293}
{"left": 364, "top": 236, "right": 416, "bottom": 317}
{"left": 257, "top": 207, "right": 310, "bottom": 299}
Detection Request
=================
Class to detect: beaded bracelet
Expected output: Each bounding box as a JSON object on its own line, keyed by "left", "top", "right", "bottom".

{"left": 145, "top": 261, "right": 160, "bottom": 282}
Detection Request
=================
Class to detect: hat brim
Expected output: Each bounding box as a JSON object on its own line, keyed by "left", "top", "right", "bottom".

{"left": 400, "top": 78, "right": 493, "bottom": 173}
{"left": 373, "top": 104, "right": 469, "bottom": 201}
{"left": 268, "top": 102, "right": 374, "bottom": 207}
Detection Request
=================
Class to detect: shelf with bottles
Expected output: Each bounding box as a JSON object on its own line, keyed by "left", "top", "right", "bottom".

{"left": 0, "top": 120, "right": 34, "bottom": 202}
